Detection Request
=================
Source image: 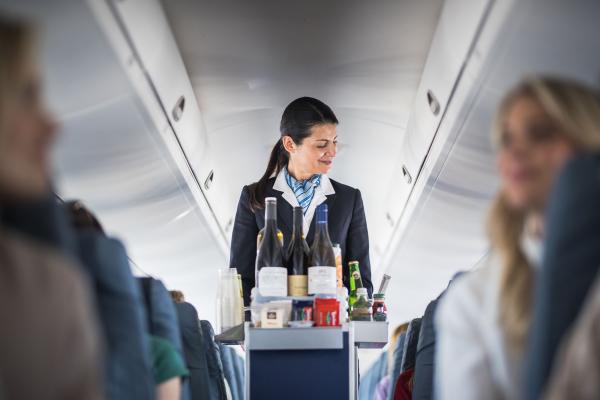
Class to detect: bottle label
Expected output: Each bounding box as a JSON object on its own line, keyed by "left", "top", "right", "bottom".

{"left": 308, "top": 267, "right": 337, "bottom": 295}
{"left": 258, "top": 267, "right": 287, "bottom": 297}
{"left": 288, "top": 275, "right": 308, "bottom": 296}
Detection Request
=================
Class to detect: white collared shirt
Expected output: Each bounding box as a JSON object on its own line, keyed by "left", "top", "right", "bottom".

{"left": 272, "top": 168, "right": 336, "bottom": 236}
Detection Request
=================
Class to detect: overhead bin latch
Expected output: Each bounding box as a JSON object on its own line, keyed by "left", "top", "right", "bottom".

{"left": 172, "top": 95, "right": 186, "bottom": 122}
{"left": 426, "top": 90, "right": 441, "bottom": 116}
{"left": 204, "top": 170, "right": 214, "bottom": 190}
{"left": 402, "top": 165, "right": 412, "bottom": 185}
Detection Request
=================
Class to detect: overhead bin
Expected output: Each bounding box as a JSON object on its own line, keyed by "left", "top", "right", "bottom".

{"left": 383, "top": 0, "right": 492, "bottom": 234}
{"left": 88, "top": 0, "right": 229, "bottom": 252}
{"left": 108, "top": 0, "right": 208, "bottom": 167}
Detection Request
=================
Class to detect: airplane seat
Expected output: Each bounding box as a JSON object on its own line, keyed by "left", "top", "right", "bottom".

{"left": 138, "top": 277, "right": 191, "bottom": 400}
{"left": 412, "top": 298, "right": 440, "bottom": 400}
{"left": 218, "top": 343, "right": 245, "bottom": 400}
{"left": 390, "top": 318, "right": 421, "bottom": 400}
{"left": 525, "top": 152, "right": 600, "bottom": 400}
{"left": 400, "top": 318, "right": 422, "bottom": 374}
{"left": 77, "top": 232, "right": 154, "bottom": 400}
{"left": 358, "top": 350, "right": 388, "bottom": 400}
{"left": 388, "top": 332, "right": 407, "bottom": 400}
{"left": 199, "top": 320, "right": 228, "bottom": 400}
{"left": 173, "top": 302, "right": 211, "bottom": 400}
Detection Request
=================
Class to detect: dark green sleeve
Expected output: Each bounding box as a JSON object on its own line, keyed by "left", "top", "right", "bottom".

{"left": 149, "top": 335, "right": 189, "bottom": 384}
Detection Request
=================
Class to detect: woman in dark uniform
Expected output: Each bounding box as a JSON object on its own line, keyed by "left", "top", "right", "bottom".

{"left": 230, "top": 97, "right": 373, "bottom": 305}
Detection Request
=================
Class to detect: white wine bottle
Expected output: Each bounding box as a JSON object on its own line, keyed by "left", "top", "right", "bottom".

{"left": 255, "top": 197, "right": 287, "bottom": 296}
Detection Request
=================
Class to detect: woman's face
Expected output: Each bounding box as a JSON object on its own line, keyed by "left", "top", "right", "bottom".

{"left": 497, "top": 96, "right": 574, "bottom": 212}
{"left": 286, "top": 123, "right": 337, "bottom": 177}
{"left": 0, "top": 57, "right": 57, "bottom": 199}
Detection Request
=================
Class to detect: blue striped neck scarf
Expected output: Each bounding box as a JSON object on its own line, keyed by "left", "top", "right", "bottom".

{"left": 284, "top": 167, "right": 322, "bottom": 215}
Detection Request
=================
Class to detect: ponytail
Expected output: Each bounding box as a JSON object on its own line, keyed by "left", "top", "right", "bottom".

{"left": 248, "top": 139, "right": 288, "bottom": 211}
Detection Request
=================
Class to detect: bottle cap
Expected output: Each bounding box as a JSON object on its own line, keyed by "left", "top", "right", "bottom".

{"left": 357, "top": 288, "right": 368, "bottom": 296}
{"left": 374, "top": 293, "right": 385, "bottom": 300}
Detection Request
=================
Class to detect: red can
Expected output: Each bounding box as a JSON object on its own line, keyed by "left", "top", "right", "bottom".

{"left": 314, "top": 298, "right": 340, "bottom": 327}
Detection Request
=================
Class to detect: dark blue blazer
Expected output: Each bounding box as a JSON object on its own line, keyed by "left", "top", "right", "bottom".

{"left": 525, "top": 153, "right": 600, "bottom": 400}
{"left": 230, "top": 177, "right": 373, "bottom": 305}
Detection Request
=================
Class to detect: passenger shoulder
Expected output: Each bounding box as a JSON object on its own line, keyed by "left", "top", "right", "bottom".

{"left": 1, "top": 228, "right": 86, "bottom": 289}
{"left": 437, "top": 259, "right": 499, "bottom": 326}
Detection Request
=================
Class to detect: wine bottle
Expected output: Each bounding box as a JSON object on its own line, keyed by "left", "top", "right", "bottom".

{"left": 348, "top": 261, "right": 364, "bottom": 307}
{"left": 257, "top": 226, "right": 284, "bottom": 249}
{"left": 286, "top": 207, "right": 310, "bottom": 296}
{"left": 308, "top": 204, "right": 337, "bottom": 295}
{"left": 255, "top": 197, "right": 287, "bottom": 297}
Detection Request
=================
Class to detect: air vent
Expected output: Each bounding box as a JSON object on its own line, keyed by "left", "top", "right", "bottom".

{"left": 426, "top": 90, "right": 441, "bottom": 116}
{"left": 172, "top": 95, "right": 185, "bottom": 122}
{"left": 402, "top": 165, "right": 413, "bottom": 185}
{"left": 204, "top": 170, "right": 214, "bottom": 190}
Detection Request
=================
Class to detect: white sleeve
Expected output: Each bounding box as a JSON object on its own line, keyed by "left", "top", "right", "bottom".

{"left": 434, "top": 280, "right": 502, "bottom": 400}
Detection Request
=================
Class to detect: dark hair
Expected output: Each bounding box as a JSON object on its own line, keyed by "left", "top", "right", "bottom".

{"left": 248, "top": 97, "right": 338, "bottom": 210}
{"left": 65, "top": 200, "right": 105, "bottom": 235}
{"left": 170, "top": 290, "right": 185, "bottom": 303}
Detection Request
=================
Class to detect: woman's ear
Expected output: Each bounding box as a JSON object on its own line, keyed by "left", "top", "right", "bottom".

{"left": 282, "top": 136, "right": 296, "bottom": 154}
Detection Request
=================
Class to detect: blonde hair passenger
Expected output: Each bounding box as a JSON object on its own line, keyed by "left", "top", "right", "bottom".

{"left": 435, "top": 76, "right": 600, "bottom": 400}
{"left": 489, "top": 77, "right": 600, "bottom": 349}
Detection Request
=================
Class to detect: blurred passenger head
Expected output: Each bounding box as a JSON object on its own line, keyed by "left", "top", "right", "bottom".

{"left": 387, "top": 322, "right": 409, "bottom": 370}
{"left": 0, "top": 15, "right": 57, "bottom": 201}
{"left": 248, "top": 97, "right": 338, "bottom": 210}
{"left": 489, "top": 76, "right": 600, "bottom": 348}
{"left": 493, "top": 76, "right": 600, "bottom": 212}
{"left": 169, "top": 290, "right": 185, "bottom": 303}
{"left": 65, "top": 200, "right": 105, "bottom": 235}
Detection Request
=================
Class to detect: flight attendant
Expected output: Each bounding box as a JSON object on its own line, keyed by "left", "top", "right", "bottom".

{"left": 230, "top": 97, "right": 373, "bottom": 305}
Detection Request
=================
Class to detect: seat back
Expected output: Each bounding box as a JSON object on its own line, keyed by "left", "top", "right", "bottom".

{"left": 138, "top": 277, "right": 190, "bottom": 400}
{"left": 358, "top": 350, "right": 388, "bottom": 400}
{"left": 219, "top": 344, "right": 245, "bottom": 400}
{"left": 78, "top": 233, "right": 154, "bottom": 400}
{"left": 412, "top": 299, "right": 439, "bottom": 400}
{"left": 387, "top": 332, "right": 406, "bottom": 400}
{"left": 526, "top": 152, "right": 600, "bottom": 400}
{"left": 199, "top": 320, "right": 228, "bottom": 400}
{"left": 174, "top": 302, "right": 211, "bottom": 400}
{"left": 400, "top": 318, "right": 422, "bottom": 374}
